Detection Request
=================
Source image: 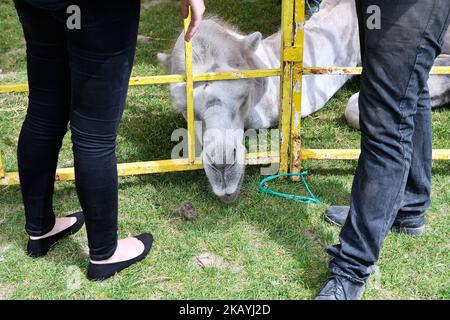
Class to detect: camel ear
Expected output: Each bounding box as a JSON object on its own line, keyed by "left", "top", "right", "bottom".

{"left": 157, "top": 52, "right": 172, "bottom": 70}
{"left": 244, "top": 32, "right": 262, "bottom": 52}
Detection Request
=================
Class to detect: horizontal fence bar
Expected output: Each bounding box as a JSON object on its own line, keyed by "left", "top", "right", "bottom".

{"left": 301, "top": 148, "right": 450, "bottom": 160}
{"left": 0, "top": 151, "right": 279, "bottom": 186}
{"left": 303, "top": 66, "right": 450, "bottom": 75}
{"left": 0, "top": 69, "right": 282, "bottom": 94}
{"left": 304, "top": 67, "right": 362, "bottom": 75}
{"left": 1, "top": 149, "right": 448, "bottom": 186}
{"left": 1, "top": 66, "right": 448, "bottom": 94}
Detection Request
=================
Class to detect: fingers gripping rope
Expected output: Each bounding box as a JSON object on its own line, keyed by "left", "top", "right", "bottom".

{"left": 306, "top": 0, "right": 321, "bottom": 13}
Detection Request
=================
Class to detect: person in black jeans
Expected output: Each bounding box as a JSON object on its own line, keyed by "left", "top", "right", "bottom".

{"left": 14, "top": 0, "right": 205, "bottom": 281}
{"left": 316, "top": 0, "right": 450, "bottom": 299}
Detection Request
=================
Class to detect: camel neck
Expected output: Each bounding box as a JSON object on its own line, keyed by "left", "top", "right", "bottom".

{"left": 304, "top": 0, "right": 361, "bottom": 67}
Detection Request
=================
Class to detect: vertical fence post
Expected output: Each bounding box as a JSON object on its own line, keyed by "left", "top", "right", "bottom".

{"left": 289, "top": 0, "right": 305, "bottom": 179}
{"left": 279, "top": 0, "right": 295, "bottom": 175}
{"left": 183, "top": 7, "right": 196, "bottom": 164}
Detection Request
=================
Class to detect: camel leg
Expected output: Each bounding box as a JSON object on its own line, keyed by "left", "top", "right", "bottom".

{"left": 345, "top": 54, "right": 450, "bottom": 130}
{"left": 429, "top": 54, "right": 450, "bottom": 108}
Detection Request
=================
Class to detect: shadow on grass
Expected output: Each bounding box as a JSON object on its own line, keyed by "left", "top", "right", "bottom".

{"left": 122, "top": 164, "right": 352, "bottom": 293}
{"left": 118, "top": 99, "right": 184, "bottom": 162}
{"left": 0, "top": 186, "right": 89, "bottom": 272}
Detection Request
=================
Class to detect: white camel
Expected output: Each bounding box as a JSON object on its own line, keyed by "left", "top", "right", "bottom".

{"left": 158, "top": 0, "right": 449, "bottom": 202}
{"left": 346, "top": 30, "right": 450, "bottom": 128}
{"left": 158, "top": 18, "right": 279, "bottom": 202}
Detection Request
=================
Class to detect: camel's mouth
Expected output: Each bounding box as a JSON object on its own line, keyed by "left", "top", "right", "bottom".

{"left": 219, "top": 192, "right": 239, "bottom": 204}
{"left": 216, "top": 170, "right": 244, "bottom": 204}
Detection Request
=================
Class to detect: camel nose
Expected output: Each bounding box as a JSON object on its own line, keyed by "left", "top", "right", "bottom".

{"left": 220, "top": 192, "right": 238, "bottom": 204}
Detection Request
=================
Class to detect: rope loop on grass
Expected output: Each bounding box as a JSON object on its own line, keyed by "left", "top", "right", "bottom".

{"left": 306, "top": 0, "right": 321, "bottom": 14}
{"left": 258, "top": 171, "right": 320, "bottom": 204}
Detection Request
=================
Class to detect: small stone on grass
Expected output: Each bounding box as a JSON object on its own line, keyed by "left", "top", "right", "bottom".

{"left": 180, "top": 201, "right": 196, "bottom": 221}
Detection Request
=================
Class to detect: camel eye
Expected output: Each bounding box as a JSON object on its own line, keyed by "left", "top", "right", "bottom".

{"left": 228, "top": 60, "right": 243, "bottom": 69}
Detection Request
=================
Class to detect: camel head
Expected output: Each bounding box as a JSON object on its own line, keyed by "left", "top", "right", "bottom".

{"left": 158, "top": 19, "right": 268, "bottom": 203}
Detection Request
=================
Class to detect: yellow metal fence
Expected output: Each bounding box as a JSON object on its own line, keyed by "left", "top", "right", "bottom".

{"left": 0, "top": 0, "right": 449, "bottom": 186}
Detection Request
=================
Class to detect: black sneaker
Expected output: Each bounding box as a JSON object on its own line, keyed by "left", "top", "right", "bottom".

{"left": 315, "top": 275, "right": 365, "bottom": 300}
{"left": 324, "top": 206, "right": 425, "bottom": 236}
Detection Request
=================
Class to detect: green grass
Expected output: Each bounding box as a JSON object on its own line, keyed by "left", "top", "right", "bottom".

{"left": 0, "top": 0, "right": 449, "bottom": 300}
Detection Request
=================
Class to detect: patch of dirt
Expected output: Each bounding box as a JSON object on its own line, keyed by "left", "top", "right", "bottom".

{"left": 0, "top": 284, "right": 15, "bottom": 300}
{"left": 0, "top": 71, "right": 18, "bottom": 81}
{"left": 137, "top": 35, "right": 153, "bottom": 44}
{"left": 0, "top": 243, "right": 11, "bottom": 255}
{"left": 156, "top": 281, "right": 183, "bottom": 296}
{"left": 194, "top": 252, "right": 243, "bottom": 274}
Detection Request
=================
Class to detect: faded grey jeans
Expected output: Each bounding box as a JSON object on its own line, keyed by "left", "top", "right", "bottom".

{"left": 327, "top": 0, "right": 450, "bottom": 284}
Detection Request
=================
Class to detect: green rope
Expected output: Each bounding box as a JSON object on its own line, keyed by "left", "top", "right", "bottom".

{"left": 258, "top": 171, "right": 320, "bottom": 204}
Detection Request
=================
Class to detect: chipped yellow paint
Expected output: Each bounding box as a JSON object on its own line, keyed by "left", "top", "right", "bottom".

{"left": 289, "top": 0, "right": 306, "bottom": 181}
{"left": 301, "top": 149, "right": 361, "bottom": 160}
{"left": 303, "top": 66, "right": 450, "bottom": 75}
{"left": 129, "top": 74, "right": 185, "bottom": 86}
{"left": 183, "top": 8, "right": 196, "bottom": 164}
{"left": 304, "top": 66, "right": 363, "bottom": 75}
{"left": 195, "top": 69, "right": 280, "bottom": 81}
{"left": 279, "top": 0, "right": 294, "bottom": 175}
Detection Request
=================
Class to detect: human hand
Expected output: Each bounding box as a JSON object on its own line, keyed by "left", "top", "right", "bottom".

{"left": 181, "top": 0, "right": 205, "bottom": 41}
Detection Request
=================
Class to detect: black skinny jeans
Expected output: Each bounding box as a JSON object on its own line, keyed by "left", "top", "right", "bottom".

{"left": 14, "top": 0, "right": 140, "bottom": 260}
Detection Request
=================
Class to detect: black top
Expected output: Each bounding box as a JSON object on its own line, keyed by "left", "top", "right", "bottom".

{"left": 24, "top": 0, "right": 71, "bottom": 10}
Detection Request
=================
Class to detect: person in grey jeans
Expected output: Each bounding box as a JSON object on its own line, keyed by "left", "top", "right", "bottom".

{"left": 316, "top": 0, "right": 450, "bottom": 300}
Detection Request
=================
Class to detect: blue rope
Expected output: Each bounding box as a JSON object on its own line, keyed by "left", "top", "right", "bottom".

{"left": 306, "top": 0, "right": 321, "bottom": 13}
{"left": 258, "top": 171, "right": 320, "bottom": 204}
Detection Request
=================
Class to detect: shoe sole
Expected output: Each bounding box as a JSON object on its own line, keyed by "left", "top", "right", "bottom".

{"left": 325, "top": 215, "right": 425, "bottom": 237}
{"left": 324, "top": 214, "right": 345, "bottom": 228}
{"left": 391, "top": 225, "right": 425, "bottom": 237}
